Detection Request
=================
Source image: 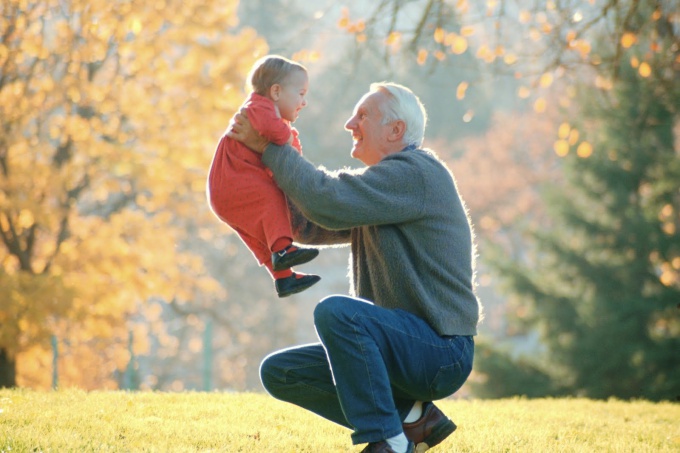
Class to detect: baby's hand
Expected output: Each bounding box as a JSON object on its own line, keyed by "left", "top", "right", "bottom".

{"left": 286, "top": 133, "right": 294, "bottom": 146}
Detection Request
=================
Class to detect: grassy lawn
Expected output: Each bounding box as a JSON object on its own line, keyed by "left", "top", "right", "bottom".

{"left": 1, "top": 389, "right": 678, "bottom": 452}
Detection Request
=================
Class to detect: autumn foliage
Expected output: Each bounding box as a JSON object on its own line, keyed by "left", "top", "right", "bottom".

{"left": 0, "top": 0, "right": 267, "bottom": 388}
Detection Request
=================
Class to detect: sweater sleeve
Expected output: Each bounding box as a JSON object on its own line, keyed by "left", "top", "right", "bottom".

{"left": 287, "top": 198, "right": 351, "bottom": 246}
{"left": 262, "top": 143, "right": 427, "bottom": 230}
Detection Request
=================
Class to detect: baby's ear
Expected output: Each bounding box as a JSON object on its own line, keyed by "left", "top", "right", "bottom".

{"left": 269, "top": 84, "right": 281, "bottom": 101}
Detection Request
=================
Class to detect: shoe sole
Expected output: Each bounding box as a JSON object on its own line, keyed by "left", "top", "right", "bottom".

{"left": 415, "top": 419, "right": 457, "bottom": 452}
{"left": 272, "top": 249, "right": 319, "bottom": 272}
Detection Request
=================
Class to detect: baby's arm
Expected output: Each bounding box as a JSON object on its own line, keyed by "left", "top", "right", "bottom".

{"left": 247, "top": 101, "right": 292, "bottom": 146}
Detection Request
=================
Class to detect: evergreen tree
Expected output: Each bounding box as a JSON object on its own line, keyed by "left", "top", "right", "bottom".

{"left": 492, "top": 58, "right": 680, "bottom": 400}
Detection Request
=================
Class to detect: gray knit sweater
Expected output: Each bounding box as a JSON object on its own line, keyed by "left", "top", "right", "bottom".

{"left": 263, "top": 144, "right": 481, "bottom": 336}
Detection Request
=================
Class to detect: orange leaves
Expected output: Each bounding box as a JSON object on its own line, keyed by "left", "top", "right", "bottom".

{"left": 1, "top": 0, "right": 257, "bottom": 389}
{"left": 337, "top": 7, "right": 366, "bottom": 42}
{"left": 291, "top": 49, "right": 320, "bottom": 63}
{"left": 621, "top": 32, "right": 637, "bottom": 48}
{"left": 456, "top": 82, "right": 468, "bottom": 100}
{"left": 638, "top": 62, "right": 652, "bottom": 78}
{"left": 417, "top": 49, "right": 428, "bottom": 65}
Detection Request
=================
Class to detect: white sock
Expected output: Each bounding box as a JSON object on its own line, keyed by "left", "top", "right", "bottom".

{"left": 404, "top": 401, "right": 423, "bottom": 423}
{"left": 386, "top": 433, "right": 409, "bottom": 452}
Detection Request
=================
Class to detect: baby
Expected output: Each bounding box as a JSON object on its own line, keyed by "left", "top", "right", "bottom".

{"left": 207, "top": 55, "right": 320, "bottom": 297}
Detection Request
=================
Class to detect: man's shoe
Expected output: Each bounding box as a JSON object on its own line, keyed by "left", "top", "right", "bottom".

{"left": 403, "top": 402, "right": 457, "bottom": 452}
{"left": 360, "top": 441, "right": 415, "bottom": 453}
{"left": 275, "top": 273, "right": 320, "bottom": 298}
{"left": 272, "top": 245, "right": 319, "bottom": 271}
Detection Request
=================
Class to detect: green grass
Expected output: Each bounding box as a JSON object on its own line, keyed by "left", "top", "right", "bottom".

{"left": 1, "top": 389, "right": 678, "bottom": 452}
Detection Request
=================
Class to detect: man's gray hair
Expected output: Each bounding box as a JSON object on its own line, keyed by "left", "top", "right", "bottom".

{"left": 370, "top": 82, "right": 427, "bottom": 147}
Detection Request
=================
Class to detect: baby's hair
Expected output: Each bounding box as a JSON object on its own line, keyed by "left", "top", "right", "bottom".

{"left": 248, "top": 55, "right": 307, "bottom": 96}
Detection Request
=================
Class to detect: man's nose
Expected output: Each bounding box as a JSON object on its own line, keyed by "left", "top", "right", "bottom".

{"left": 344, "top": 116, "right": 356, "bottom": 131}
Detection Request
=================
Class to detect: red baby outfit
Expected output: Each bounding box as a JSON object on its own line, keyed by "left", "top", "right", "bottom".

{"left": 207, "top": 93, "right": 302, "bottom": 279}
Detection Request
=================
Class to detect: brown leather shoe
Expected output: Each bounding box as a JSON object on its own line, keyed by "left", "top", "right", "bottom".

{"left": 360, "top": 440, "right": 415, "bottom": 453}
{"left": 402, "top": 402, "right": 457, "bottom": 452}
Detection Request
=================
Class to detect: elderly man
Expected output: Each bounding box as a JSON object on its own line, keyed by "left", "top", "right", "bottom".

{"left": 228, "top": 82, "right": 481, "bottom": 453}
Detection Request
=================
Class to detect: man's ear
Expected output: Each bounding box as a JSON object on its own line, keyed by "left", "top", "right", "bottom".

{"left": 269, "top": 84, "right": 281, "bottom": 101}
{"left": 390, "top": 120, "right": 406, "bottom": 142}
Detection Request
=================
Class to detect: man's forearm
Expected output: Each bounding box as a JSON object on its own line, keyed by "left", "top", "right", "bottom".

{"left": 287, "top": 199, "right": 351, "bottom": 246}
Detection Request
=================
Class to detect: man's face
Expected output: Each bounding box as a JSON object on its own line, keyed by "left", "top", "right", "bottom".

{"left": 344, "top": 91, "right": 393, "bottom": 166}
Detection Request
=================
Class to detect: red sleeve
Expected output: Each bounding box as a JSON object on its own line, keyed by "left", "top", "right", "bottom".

{"left": 246, "top": 95, "right": 291, "bottom": 146}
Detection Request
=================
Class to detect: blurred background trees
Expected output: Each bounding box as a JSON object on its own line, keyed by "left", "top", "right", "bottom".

{"left": 2, "top": 0, "right": 678, "bottom": 400}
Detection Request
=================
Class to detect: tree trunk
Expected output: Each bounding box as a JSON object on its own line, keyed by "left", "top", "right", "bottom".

{"left": 0, "top": 348, "right": 17, "bottom": 388}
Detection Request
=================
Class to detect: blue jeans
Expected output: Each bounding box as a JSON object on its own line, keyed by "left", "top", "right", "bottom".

{"left": 260, "top": 295, "right": 474, "bottom": 445}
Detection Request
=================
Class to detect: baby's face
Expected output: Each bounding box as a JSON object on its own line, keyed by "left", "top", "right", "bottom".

{"left": 277, "top": 69, "right": 308, "bottom": 122}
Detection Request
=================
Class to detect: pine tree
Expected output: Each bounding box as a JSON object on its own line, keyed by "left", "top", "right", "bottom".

{"left": 493, "top": 59, "right": 680, "bottom": 400}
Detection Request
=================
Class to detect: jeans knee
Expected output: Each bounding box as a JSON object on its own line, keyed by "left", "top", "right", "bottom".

{"left": 259, "top": 353, "right": 285, "bottom": 396}
{"left": 314, "top": 295, "right": 350, "bottom": 331}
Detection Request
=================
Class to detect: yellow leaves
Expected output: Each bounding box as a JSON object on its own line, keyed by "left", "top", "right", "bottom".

{"left": 456, "top": 82, "right": 469, "bottom": 100}
{"left": 460, "top": 26, "right": 475, "bottom": 37}
{"left": 517, "top": 86, "right": 531, "bottom": 99}
{"left": 337, "top": 13, "right": 350, "bottom": 29}
{"left": 17, "top": 210, "right": 35, "bottom": 230}
{"left": 638, "top": 62, "right": 652, "bottom": 77}
{"left": 659, "top": 264, "right": 677, "bottom": 286}
{"left": 519, "top": 10, "right": 532, "bottom": 24}
{"left": 567, "top": 128, "right": 579, "bottom": 145}
{"left": 291, "top": 49, "right": 320, "bottom": 63}
{"left": 576, "top": 141, "right": 593, "bottom": 158}
{"left": 434, "top": 27, "right": 445, "bottom": 43}
{"left": 385, "top": 31, "right": 402, "bottom": 51}
{"left": 554, "top": 123, "right": 593, "bottom": 158}
{"left": 450, "top": 35, "right": 468, "bottom": 55}
{"left": 621, "top": 32, "right": 637, "bottom": 48}
{"left": 533, "top": 97, "right": 546, "bottom": 113}
{"left": 554, "top": 140, "right": 569, "bottom": 157}
{"left": 539, "top": 73, "right": 554, "bottom": 88}
{"left": 128, "top": 17, "right": 143, "bottom": 35}
{"left": 571, "top": 40, "right": 591, "bottom": 58}
{"left": 595, "top": 75, "right": 613, "bottom": 90}
{"left": 476, "top": 44, "right": 496, "bottom": 63}
{"left": 558, "top": 123, "right": 570, "bottom": 139}
{"left": 503, "top": 53, "right": 518, "bottom": 65}
{"left": 337, "top": 7, "right": 365, "bottom": 37}
{"left": 417, "top": 49, "right": 428, "bottom": 65}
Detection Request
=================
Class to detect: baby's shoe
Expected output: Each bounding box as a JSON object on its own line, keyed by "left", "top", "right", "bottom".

{"left": 272, "top": 245, "right": 319, "bottom": 271}
{"left": 275, "top": 273, "right": 321, "bottom": 298}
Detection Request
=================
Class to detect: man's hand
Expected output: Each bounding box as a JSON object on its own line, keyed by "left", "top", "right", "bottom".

{"left": 227, "top": 108, "right": 269, "bottom": 154}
